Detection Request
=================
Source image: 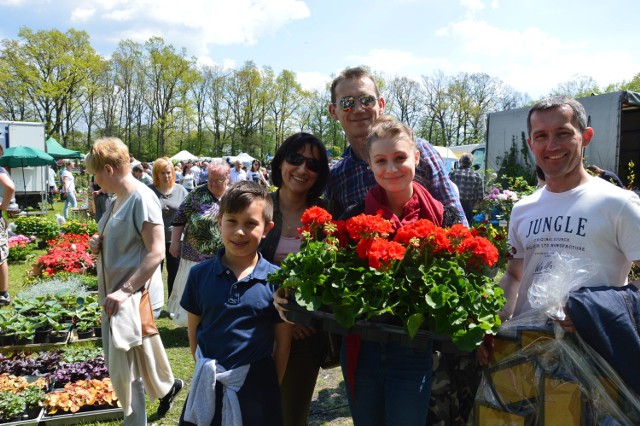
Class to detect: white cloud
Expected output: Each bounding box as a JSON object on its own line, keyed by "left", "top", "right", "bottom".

{"left": 73, "top": 0, "right": 309, "bottom": 48}
{"left": 114, "top": 28, "right": 161, "bottom": 45}
{"left": 296, "top": 71, "right": 330, "bottom": 92}
{"left": 104, "top": 8, "right": 136, "bottom": 21}
{"left": 460, "top": 0, "right": 486, "bottom": 14}
{"left": 433, "top": 17, "right": 634, "bottom": 97}
{"left": 348, "top": 49, "right": 448, "bottom": 76}
{"left": 70, "top": 8, "right": 95, "bottom": 22}
{"left": 222, "top": 58, "right": 236, "bottom": 70}
{"left": 0, "top": 0, "right": 27, "bottom": 5}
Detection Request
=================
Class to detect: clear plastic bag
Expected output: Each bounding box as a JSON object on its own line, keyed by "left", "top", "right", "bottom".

{"left": 475, "top": 252, "right": 640, "bottom": 425}
{"left": 527, "top": 251, "right": 596, "bottom": 321}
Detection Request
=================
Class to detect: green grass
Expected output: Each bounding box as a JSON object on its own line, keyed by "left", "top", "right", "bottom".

{"left": 2, "top": 199, "right": 195, "bottom": 425}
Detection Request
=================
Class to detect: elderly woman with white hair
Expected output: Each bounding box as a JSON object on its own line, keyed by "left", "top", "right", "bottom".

{"left": 166, "top": 160, "right": 230, "bottom": 326}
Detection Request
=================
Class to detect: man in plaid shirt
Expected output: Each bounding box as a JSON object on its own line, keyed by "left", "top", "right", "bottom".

{"left": 326, "top": 67, "right": 466, "bottom": 224}
{"left": 448, "top": 152, "right": 484, "bottom": 224}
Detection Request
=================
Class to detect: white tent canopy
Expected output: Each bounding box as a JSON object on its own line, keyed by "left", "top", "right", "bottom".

{"left": 170, "top": 150, "right": 198, "bottom": 162}
{"left": 223, "top": 152, "right": 256, "bottom": 166}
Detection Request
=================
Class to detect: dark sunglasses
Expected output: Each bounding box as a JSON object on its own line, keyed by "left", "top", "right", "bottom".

{"left": 285, "top": 152, "right": 321, "bottom": 173}
{"left": 335, "top": 94, "right": 378, "bottom": 112}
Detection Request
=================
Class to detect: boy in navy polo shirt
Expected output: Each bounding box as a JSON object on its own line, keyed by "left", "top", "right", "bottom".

{"left": 179, "top": 181, "right": 292, "bottom": 426}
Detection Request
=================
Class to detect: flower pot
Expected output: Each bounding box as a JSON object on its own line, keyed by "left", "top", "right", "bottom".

{"left": 15, "top": 336, "right": 34, "bottom": 346}
{"left": 0, "top": 333, "right": 15, "bottom": 347}
{"left": 76, "top": 329, "right": 94, "bottom": 340}
{"left": 35, "top": 327, "right": 52, "bottom": 344}
{"left": 49, "top": 331, "right": 69, "bottom": 344}
{"left": 93, "top": 326, "right": 102, "bottom": 338}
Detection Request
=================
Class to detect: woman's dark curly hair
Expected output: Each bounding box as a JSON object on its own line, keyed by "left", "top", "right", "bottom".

{"left": 270, "top": 132, "right": 330, "bottom": 201}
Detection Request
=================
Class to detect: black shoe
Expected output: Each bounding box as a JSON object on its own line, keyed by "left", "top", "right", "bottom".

{"left": 0, "top": 294, "right": 11, "bottom": 306}
{"left": 157, "top": 379, "right": 184, "bottom": 417}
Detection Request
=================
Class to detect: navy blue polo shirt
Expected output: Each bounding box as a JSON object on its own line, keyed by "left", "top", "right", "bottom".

{"left": 180, "top": 249, "right": 281, "bottom": 369}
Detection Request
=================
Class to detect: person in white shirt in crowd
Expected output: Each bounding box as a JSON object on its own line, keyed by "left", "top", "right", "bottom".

{"left": 229, "top": 160, "right": 247, "bottom": 183}
{"left": 247, "top": 160, "right": 269, "bottom": 187}
{"left": 47, "top": 165, "right": 57, "bottom": 207}
{"left": 180, "top": 165, "right": 197, "bottom": 192}
{"left": 189, "top": 161, "right": 201, "bottom": 181}
{"left": 61, "top": 161, "right": 77, "bottom": 219}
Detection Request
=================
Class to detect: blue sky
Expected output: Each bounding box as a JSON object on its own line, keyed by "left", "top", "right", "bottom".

{"left": 1, "top": 0, "right": 639, "bottom": 99}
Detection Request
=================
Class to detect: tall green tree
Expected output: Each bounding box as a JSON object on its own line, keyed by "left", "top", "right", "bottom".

{"left": 225, "top": 61, "right": 265, "bottom": 154}
{"left": 144, "top": 36, "right": 198, "bottom": 157}
{"left": 1, "top": 27, "right": 101, "bottom": 141}
{"left": 203, "top": 64, "right": 230, "bottom": 156}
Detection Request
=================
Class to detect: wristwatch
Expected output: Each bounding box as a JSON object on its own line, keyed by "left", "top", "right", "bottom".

{"left": 121, "top": 281, "right": 136, "bottom": 294}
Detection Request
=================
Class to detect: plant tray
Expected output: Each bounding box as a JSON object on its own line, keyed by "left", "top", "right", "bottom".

{"left": 68, "top": 329, "right": 99, "bottom": 343}
{"left": 281, "top": 301, "right": 449, "bottom": 350}
{"left": 0, "top": 409, "right": 43, "bottom": 426}
{"left": 40, "top": 407, "right": 123, "bottom": 425}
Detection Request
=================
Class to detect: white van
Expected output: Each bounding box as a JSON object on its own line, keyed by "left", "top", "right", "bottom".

{"left": 449, "top": 143, "right": 485, "bottom": 171}
{"left": 431, "top": 146, "right": 459, "bottom": 174}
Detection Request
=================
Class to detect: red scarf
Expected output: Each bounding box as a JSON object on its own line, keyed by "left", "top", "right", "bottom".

{"left": 345, "top": 182, "right": 444, "bottom": 397}
{"left": 365, "top": 181, "right": 444, "bottom": 227}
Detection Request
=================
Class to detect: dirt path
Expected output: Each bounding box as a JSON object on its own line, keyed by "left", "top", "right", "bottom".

{"left": 308, "top": 367, "right": 353, "bottom": 425}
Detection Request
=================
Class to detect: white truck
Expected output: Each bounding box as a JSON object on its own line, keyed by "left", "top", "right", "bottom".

{"left": 484, "top": 91, "right": 640, "bottom": 185}
{"left": 0, "top": 121, "right": 48, "bottom": 209}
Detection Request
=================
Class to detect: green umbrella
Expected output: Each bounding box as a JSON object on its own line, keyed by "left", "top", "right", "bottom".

{"left": 0, "top": 146, "right": 56, "bottom": 199}
{"left": 0, "top": 146, "right": 56, "bottom": 168}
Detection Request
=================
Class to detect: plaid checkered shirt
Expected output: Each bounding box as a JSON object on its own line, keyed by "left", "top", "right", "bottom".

{"left": 448, "top": 166, "right": 483, "bottom": 203}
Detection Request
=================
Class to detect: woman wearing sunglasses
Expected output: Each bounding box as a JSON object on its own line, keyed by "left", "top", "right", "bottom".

{"left": 259, "top": 132, "right": 330, "bottom": 426}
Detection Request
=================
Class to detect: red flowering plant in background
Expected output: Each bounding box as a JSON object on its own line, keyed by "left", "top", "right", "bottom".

{"left": 471, "top": 222, "right": 512, "bottom": 271}
{"left": 269, "top": 206, "right": 506, "bottom": 351}
{"left": 34, "top": 233, "right": 96, "bottom": 276}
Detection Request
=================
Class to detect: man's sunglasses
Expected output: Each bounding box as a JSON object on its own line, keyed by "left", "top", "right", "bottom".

{"left": 285, "top": 152, "right": 321, "bottom": 173}
{"left": 334, "top": 94, "right": 378, "bottom": 112}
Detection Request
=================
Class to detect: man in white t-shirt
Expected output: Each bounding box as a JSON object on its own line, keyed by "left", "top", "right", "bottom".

{"left": 229, "top": 160, "right": 247, "bottom": 183}
{"left": 478, "top": 96, "right": 640, "bottom": 363}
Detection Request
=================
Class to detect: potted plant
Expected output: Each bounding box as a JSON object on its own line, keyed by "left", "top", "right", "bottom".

{"left": 0, "top": 311, "right": 17, "bottom": 346}
{"left": 43, "top": 378, "right": 118, "bottom": 415}
{"left": 74, "top": 320, "right": 95, "bottom": 340}
{"left": 34, "top": 313, "right": 54, "bottom": 344}
{"left": 48, "top": 319, "right": 71, "bottom": 344}
{"left": 75, "top": 296, "right": 101, "bottom": 339}
{"left": 0, "top": 375, "right": 45, "bottom": 421}
{"left": 269, "top": 207, "right": 506, "bottom": 352}
{"left": 7, "top": 316, "right": 36, "bottom": 345}
{"left": 22, "top": 386, "right": 44, "bottom": 419}
{"left": 0, "top": 391, "right": 26, "bottom": 421}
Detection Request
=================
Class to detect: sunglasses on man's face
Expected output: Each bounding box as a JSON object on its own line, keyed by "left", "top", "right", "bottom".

{"left": 284, "top": 152, "right": 321, "bottom": 173}
{"left": 335, "top": 94, "right": 378, "bottom": 112}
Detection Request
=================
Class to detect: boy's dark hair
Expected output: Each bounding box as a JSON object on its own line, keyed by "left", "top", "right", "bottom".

{"left": 220, "top": 181, "right": 273, "bottom": 224}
